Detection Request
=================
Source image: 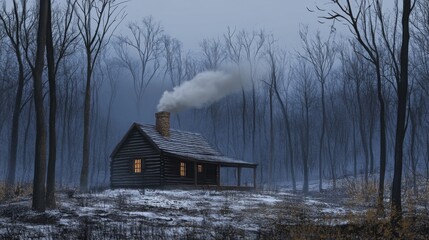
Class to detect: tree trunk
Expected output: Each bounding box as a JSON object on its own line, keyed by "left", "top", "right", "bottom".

{"left": 6, "top": 51, "right": 25, "bottom": 197}
{"left": 319, "top": 82, "right": 326, "bottom": 191}
{"left": 59, "top": 87, "right": 68, "bottom": 186}
{"left": 409, "top": 109, "right": 418, "bottom": 197}
{"left": 369, "top": 109, "right": 375, "bottom": 174}
{"left": 376, "top": 62, "right": 387, "bottom": 215}
{"left": 32, "top": 0, "right": 49, "bottom": 212}
{"left": 241, "top": 88, "right": 247, "bottom": 158}
{"left": 21, "top": 100, "right": 33, "bottom": 183}
{"left": 356, "top": 81, "right": 369, "bottom": 187}
{"left": 391, "top": 0, "right": 411, "bottom": 224}
{"left": 103, "top": 84, "right": 115, "bottom": 184}
{"left": 252, "top": 81, "right": 257, "bottom": 180}
{"left": 269, "top": 85, "right": 274, "bottom": 186}
{"left": 4, "top": 1, "right": 27, "bottom": 195}
{"left": 356, "top": 81, "right": 369, "bottom": 185}
{"left": 352, "top": 115, "right": 357, "bottom": 178}
{"left": 80, "top": 52, "right": 92, "bottom": 192}
{"left": 303, "top": 103, "right": 310, "bottom": 194}
{"left": 45, "top": 0, "right": 57, "bottom": 209}
{"left": 273, "top": 83, "right": 296, "bottom": 191}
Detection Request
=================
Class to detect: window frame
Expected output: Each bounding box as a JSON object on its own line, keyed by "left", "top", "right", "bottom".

{"left": 132, "top": 158, "right": 143, "bottom": 174}
{"left": 180, "top": 161, "right": 186, "bottom": 177}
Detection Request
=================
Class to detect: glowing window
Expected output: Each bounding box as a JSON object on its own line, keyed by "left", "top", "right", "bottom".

{"left": 197, "top": 164, "right": 203, "bottom": 173}
{"left": 134, "top": 159, "right": 142, "bottom": 173}
{"left": 180, "top": 162, "right": 186, "bottom": 177}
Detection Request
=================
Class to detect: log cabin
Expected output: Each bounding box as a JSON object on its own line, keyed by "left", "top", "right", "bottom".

{"left": 110, "top": 112, "right": 257, "bottom": 189}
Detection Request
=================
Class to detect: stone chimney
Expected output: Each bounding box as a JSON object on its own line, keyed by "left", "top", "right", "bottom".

{"left": 155, "top": 111, "right": 170, "bottom": 137}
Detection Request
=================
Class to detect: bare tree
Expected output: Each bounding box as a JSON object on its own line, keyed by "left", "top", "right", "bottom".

{"left": 76, "top": 0, "right": 125, "bottom": 192}
{"left": 100, "top": 53, "right": 120, "bottom": 184}
{"left": 239, "top": 29, "right": 266, "bottom": 166}
{"left": 407, "top": 90, "right": 424, "bottom": 197}
{"left": 410, "top": 0, "right": 429, "bottom": 189}
{"left": 223, "top": 29, "right": 245, "bottom": 155}
{"left": 265, "top": 45, "right": 296, "bottom": 189}
{"left": 391, "top": 0, "right": 413, "bottom": 224}
{"left": 57, "top": 58, "right": 81, "bottom": 186}
{"left": 199, "top": 37, "right": 226, "bottom": 147}
{"left": 163, "top": 35, "right": 187, "bottom": 126}
{"left": 265, "top": 45, "right": 276, "bottom": 186}
{"left": 322, "top": 0, "right": 414, "bottom": 223}
{"left": 115, "top": 16, "right": 164, "bottom": 116}
{"left": 45, "top": 0, "right": 78, "bottom": 208}
{"left": 294, "top": 59, "right": 316, "bottom": 194}
{"left": 299, "top": 27, "right": 336, "bottom": 192}
{"left": 31, "top": 0, "right": 49, "bottom": 212}
{"left": 321, "top": 0, "right": 388, "bottom": 214}
{"left": 341, "top": 44, "right": 373, "bottom": 185}
{"left": 412, "top": 0, "right": 429, "bottom": 95}
{"left": 326, "top": 79, "right": 345, "bottom": 189}
{"left": 0, "top": 20, "right": 15, "bottom": 174}
{"left": 163, "top": 35, "right": 185, "bottom": 87}
{"left": 339, "top": 47, "right": 359, "bottom": 178}
{"left": 45, "top": 0, "right": 56, "bottom": 208}
{"left": 201, "top": 37, "right": 225, "bottom": 70}
{"left": 0, "top": 0, "right": 32, "bottom": 196}
{"left": 272, "top": 52, "right": 296, "bottom": 191}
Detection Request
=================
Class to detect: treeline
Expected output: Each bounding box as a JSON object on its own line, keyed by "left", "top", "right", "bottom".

{"left": 0, "top": 0, "right": 425, "bottom": 220}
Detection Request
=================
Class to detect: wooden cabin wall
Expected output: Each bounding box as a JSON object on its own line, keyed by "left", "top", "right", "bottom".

{"left": 164, "top": 155, "right": 219, "bottom": 185}
{"left": 197, "top": 164, "right": 218, "bottom": 185}
{"left": 163, "top": 156, "right": 195, "bottom": 185}
{"left": 111, "top": 128, "right": 161, "bottom": 188}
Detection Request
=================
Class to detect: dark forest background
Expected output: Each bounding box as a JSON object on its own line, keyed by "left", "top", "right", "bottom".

{"left": 0, "top": 0, "right": 424, "bottom": 219}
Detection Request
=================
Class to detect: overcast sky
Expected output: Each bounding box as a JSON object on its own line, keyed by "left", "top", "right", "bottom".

{"left": 124, "top": 0, "right": 338, "bottom": 52}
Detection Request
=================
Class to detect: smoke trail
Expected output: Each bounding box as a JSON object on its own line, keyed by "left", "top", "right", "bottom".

{"left": 157, "top": 70, "right": 247, "bottom": 112}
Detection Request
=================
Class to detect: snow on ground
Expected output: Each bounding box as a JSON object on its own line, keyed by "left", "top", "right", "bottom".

{"left": 0, "top": 178, "right": 391, "bottom": 238}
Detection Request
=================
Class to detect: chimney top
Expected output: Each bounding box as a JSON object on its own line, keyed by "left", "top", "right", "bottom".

{"left": 155, "top": 111, "right": 170, "bottom": 137}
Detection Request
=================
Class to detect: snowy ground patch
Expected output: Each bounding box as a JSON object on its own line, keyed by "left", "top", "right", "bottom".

{"left": 3, "top": 178, "right": 426, "bottom": 238}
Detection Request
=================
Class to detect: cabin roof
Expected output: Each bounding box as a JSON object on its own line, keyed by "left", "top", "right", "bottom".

{"left": 110, "top": 122, "right": 257, "bottom": 168}
{"left": 138, "top": 124, "right": 257, "bottom": 167}
{"left": 139, "top": 124, "right": 220, "bottom": 156}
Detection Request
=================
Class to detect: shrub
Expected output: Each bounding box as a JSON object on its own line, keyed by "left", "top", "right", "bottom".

{"left": 0, "top": 182, "right": 32, "bottom": 201}
{"left": 66, "top": 188, "right": 76, "bottom": 199}
{"left": 343, "top": 176, "right": 379, "bottom": 207}
{"left": 115, "top": 192, "right": 130, "bottom": 210}
{"left": 0, "top": 182, "right": 5, "bottom": 201}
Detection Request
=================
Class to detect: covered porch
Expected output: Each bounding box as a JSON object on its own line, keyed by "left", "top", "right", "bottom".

{"left": 164, "top": 151, "right": 258, "bottom": 188}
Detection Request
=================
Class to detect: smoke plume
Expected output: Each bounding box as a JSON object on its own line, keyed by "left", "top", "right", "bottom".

{"left": 157, "top": 70, "right": 247, "bottom": 112}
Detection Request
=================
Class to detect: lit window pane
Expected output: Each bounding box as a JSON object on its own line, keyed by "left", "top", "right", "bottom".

{"left": 180, "top": 162, "right": 186, "bottom": 177}
{"left": 134, "top": 159, "right": 142, "bottom": 173}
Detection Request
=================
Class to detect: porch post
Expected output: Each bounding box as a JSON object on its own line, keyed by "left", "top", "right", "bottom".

{"left": 237, "top": 167, "right": 241, "bottom": 187}
{"left": 194, "top": 161, "right": 198, "bottom": 186}
{"left": 253, "top": 167, "right": 256, "bottom": 189}
{"left": 217, "top": 165, "right": 220, "bottom": 186}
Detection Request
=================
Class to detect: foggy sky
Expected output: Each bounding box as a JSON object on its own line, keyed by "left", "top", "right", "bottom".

{"left": 119, "top": 0, "right": 340, "bottom": 125}
{"left": 124, "top": 0, "right": 336, "bottom": 51}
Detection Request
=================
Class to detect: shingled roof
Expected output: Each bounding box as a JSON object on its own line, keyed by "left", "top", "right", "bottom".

{"left": 111, "top": 123, "right": 257, "bottom": 167}
{"left": 139, "top": 124, "right": 256, "bottom": 167}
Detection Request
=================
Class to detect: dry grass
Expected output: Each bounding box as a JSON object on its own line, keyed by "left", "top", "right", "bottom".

{"left": 342, "top": 176, "right": 380, "bottom": 207}
{"left": 263, "top": 211, "right": 429, "bottom": 240}
{"left": 0, "top": 182, "right": 5, "bottom": 201}
{"left": 0, "top": 182, "right": 33, "bottom": 202}
{"left": 1, "top": 180, "right": 429, "bottom": 239}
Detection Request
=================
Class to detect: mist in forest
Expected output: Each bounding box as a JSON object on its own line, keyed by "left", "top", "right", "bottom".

{"left": 0, "top": 0, "right": 426, "bottom": 202}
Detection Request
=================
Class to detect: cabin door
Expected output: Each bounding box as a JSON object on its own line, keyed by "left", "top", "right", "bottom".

{"left": 196, "top": 163, "right": 204, "bottom": 184}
